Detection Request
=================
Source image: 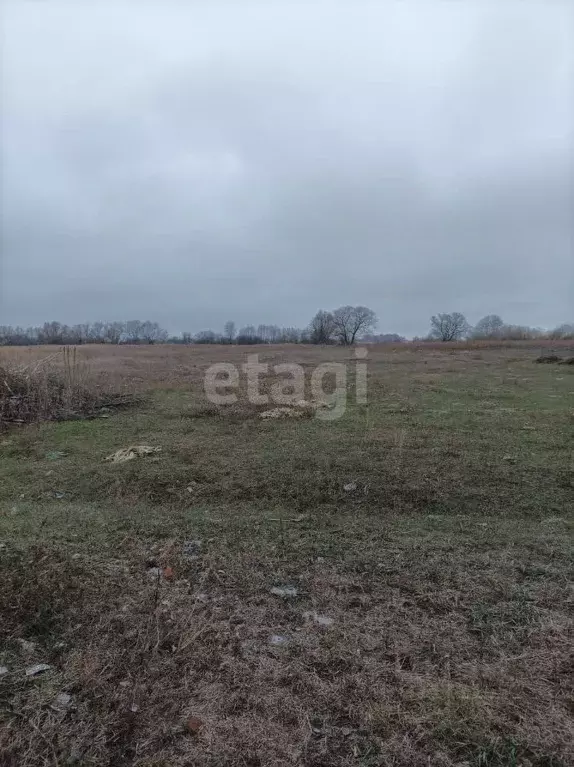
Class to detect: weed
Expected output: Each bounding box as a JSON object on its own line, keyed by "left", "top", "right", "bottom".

{"left": 0, "top": 348, "right": 136, "bottom": 429}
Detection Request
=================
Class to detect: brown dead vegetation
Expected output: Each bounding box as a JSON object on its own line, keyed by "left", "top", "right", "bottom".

{"left": 0, "top": 343, "right": 573, "bottom": 766}
{"left": 0, "top": 348, "right": 137, "bottom": 430}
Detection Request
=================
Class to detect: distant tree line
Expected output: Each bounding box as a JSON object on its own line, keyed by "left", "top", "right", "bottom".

{"left": 423, "top": 314, "right": 574, "bottom": 342}
{"left": 0, "top": 320, "right": 168, "bottom": 346}
{"left": 0, "top": 311, "right": 572, "bottom": 347}
{"left": 189, "top": 323, "right": 307, "bottom": 345}
{"left": 183, "top": 306, "right": 379, "bottom": 346}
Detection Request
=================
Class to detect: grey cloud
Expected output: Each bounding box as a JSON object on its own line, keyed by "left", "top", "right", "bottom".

{"left": 1, "top": 1, "right": 573, "bottom": 335}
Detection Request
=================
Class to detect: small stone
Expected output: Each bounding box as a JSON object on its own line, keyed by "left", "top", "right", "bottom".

{"left": 343, "top": 482, "right": 357, "bottom": 493}
{"left": 303, "top": 611, "right": 334, "bottom": 627}
{"left": 130, "top": 703, "right": 139, "bottom": 713}
{"left": 18, "top": 638, "right": 37, "bottom": 654}
{"left": 186, "top": 716, "right": 204, "bottom": 734}
{"left": 271, "top": 585, "right": 299, "bottom": 598}
{"left": 55, "top": 692, "right": 72, "bottom": 708}
{"left": 269, "top": 634, "right": 289, "bottom": 646}
{"left": 260, "top": 407, "right": 306, "bottom": 420}
{"left": 25, "top": 663, "right": 52, "bottom": 677}
{"left": 182, "top": 540, "right": 202, "bottom": 560}
{"left": 0, "top": 666, "right": 9, "bottom": 676}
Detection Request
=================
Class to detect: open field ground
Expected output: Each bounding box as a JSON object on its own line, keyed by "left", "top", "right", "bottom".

{"left": 1, "top": 343, "right": 573, "bottom": 766}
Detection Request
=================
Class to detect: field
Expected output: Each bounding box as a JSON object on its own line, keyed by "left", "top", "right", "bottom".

{"left": 1, "top": 342, "right": 573, "bottom": 766}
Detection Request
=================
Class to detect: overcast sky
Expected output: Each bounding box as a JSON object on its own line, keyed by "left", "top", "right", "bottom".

{"left": 1, "top": 1, "right": 573, "bottom": 337}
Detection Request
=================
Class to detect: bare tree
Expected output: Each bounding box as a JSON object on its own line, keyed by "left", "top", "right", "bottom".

{"left": 104, "top": 321, "right": 125, "bottom": 344}
{"left": 550, "top": 322, "right": 574, "bottom": 340}
{"left": 69, "top": 323, "right": 92, "bottom": 344}
{"left": 331, "top": 306, "right": 377, "bottom": 345}
{"left": 140, "top": 321, "right": 168, "bottom": 344}
{"left": 471, "top": 314, "right": 504, "bottom": 339}
{"left": 257, "top": 324, "right": 271, "bottom": 343}
{"left": 39, "top": 321, "right": 64, "bottom": 344}
{"left": 124, "top": 320, "right": 144, "bottom": 344}
{"left": 0, "top": 325, "right": 34, "bottom": 345}
{"left": 267, "top": 325, "right": 281, "bottom": 343}
{"left": 277, "top": 327, "right": 303, "bottom": 343}
{"left": 309, "top": 310, "right": 335, "bottom": 344}
{"left": 194, "top": 330, "right": 219, "bottom": 344}
{"left": 498, "top": 324, "right": 543, "bottom": 340}
{"left": 237, "top": 325, "right": 261, "bottom": 344}
{"left": 89, "top": 321, "right": 106, "bottom": 343}
{"left": 430, "top": 312, "right": 470, "bottom": 341}
{"left": 362, "top": 333, "right": 405, "bottom": 343}
{"left": 223, "top": 320, "right": 236, "bottom": 344}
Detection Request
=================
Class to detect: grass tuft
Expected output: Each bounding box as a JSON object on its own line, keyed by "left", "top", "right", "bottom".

{"left": 0, "top": 348, "right": 137, "bottom": 430}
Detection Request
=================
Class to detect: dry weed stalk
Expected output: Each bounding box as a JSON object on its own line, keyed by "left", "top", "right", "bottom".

{"left": 0, "top": 347, "right": 135, "bottom": 429}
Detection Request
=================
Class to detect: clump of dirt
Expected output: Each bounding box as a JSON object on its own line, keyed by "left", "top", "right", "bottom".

{"left": 104, "top": 445, "right": 162, "bottom": 463}
{"left": 259, "top": 407, "right": 308, "bottom": 420}
{"left": 184, "top": 399, "right": 331, "bottom": 422}
{"left": 535, "top": 355, "right": 562, "bottom": 364}
{"left": 182, "top": 402, "right": 270, "bottom": 421}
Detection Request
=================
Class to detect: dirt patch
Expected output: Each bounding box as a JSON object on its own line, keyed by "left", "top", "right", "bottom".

{"left": 535, "top": 354, "right": 562, "bottom": 363}
{"left": 104, "top": 446, "right": 162, "bottom": 463}
{"left": 260, "top": 407, "right": 309, "bottom": 420}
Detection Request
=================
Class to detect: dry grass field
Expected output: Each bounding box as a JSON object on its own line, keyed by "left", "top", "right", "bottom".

{"left": 1, "top": 342, "right": 573, "bottom": 766}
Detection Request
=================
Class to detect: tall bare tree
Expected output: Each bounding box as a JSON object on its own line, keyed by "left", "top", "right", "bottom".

{"left": 309, "top": 310, "right": 335, "bottom": 344}
{"left": 223, "top": 320, "right": 236, "bottom": 343}
{"left": 471, "top": 314, "right": 504, "bottom": 339}
{"left": 125, "top": 320, "right": 143, "bottom": 344}
{"left": 550, "top": 322, "right": 574, "bottom": 339}
{"left": 430, "top": 312, "right": 470, "bottom": 341}
{"left": 331, "top": 306, "right": 377, "bottom": 345}
{"left": 140, "top": 321, "right": 168, "bottom": 344}
{"left": 104, "top": 321, "right": 125, "bottom": 344}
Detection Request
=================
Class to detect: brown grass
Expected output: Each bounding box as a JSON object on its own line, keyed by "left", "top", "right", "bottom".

{"left": 0, "top": 343, "right": 573, "bottom": 766}
{"left": 0, "top": 348, "right": 137, "bottom": 430}
{"left": 1, "top": 337, "right": 573, "bottom": 389}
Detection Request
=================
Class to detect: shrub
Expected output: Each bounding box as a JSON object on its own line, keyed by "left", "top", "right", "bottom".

{"left": 0, "top": 348, "right": 134, "bottom": 429}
